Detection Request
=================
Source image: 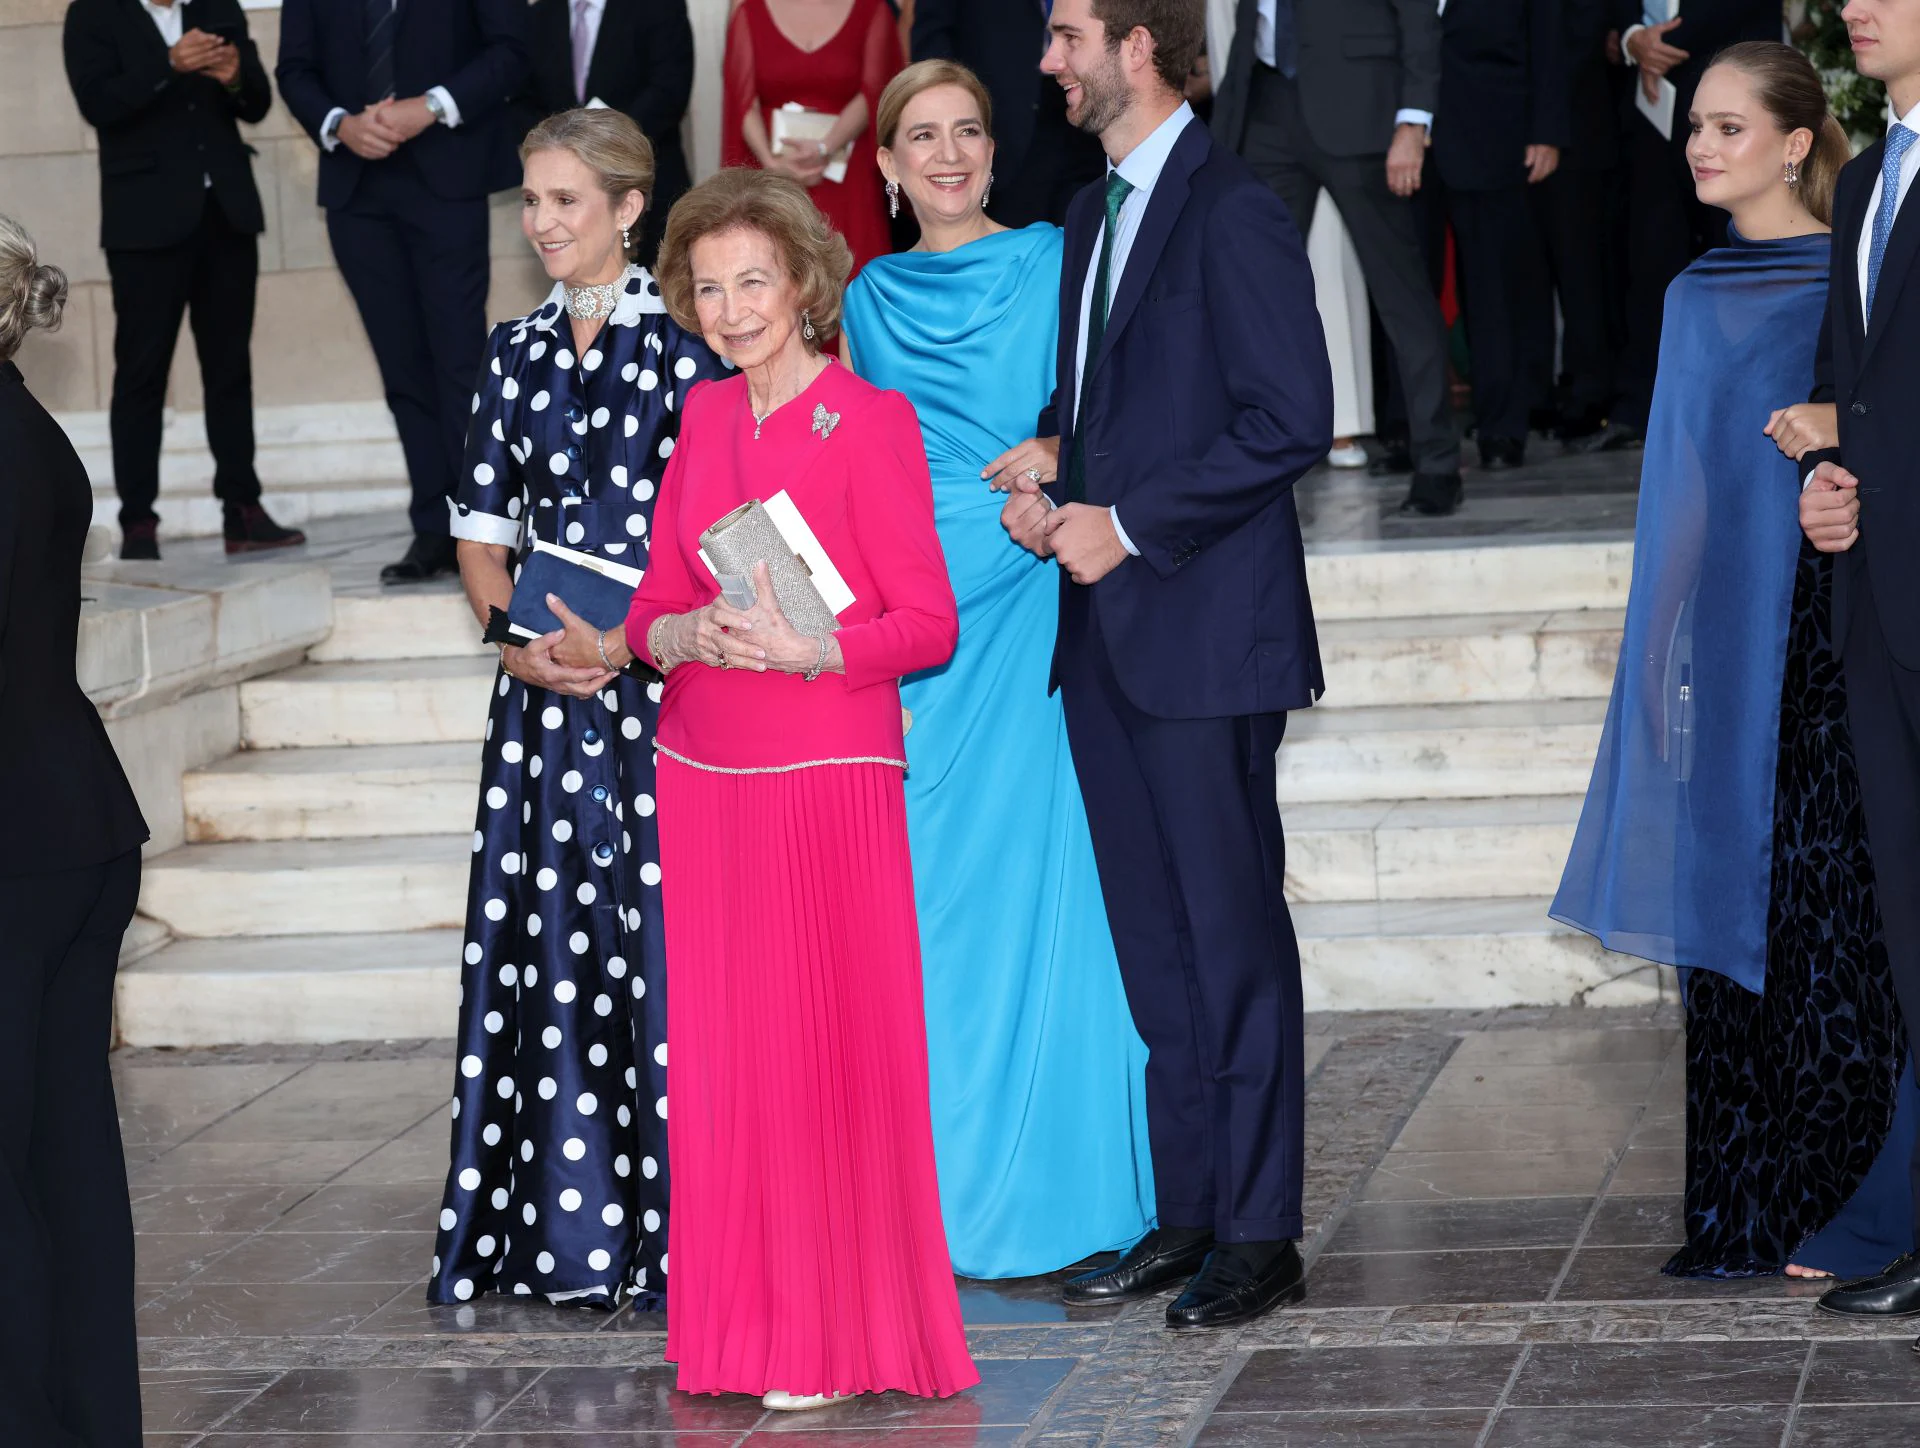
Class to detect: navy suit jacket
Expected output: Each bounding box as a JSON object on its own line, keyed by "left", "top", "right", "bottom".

{"left": 276, "top": 0, "right": 529, "bottom": 209}
{"left": 1045, "top": 116, "right": 1333, "bottom": 720}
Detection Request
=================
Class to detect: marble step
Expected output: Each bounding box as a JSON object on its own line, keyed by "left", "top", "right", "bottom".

{"left": 1293, "top": 897, "right": 1664, "bottom": 1011}
{"left": 185, "top": 743, "right": 482, "bottom": 842}
{"left": 240, "top": 656, "right": 497, "bottom": 748}
{"left": 90, "top": 477, "right": 412, "bottom": 543}
{"left": 312, "top": 591, "right": 495, "bottom": 663}
{"left": 1285, "top": 795, "right": 1582, "bottom": 903}
{"left": 140, "top": 835, "right": 469, "bottom": 939}
{"left": 1305, "top": 539, "right": 1633, "bottom": 621}
{"left": 1279, "top": 698, "right": 1606, "bottom": 804}
{"left": 1318, "top": 610, "right": 1622, "bottom": 707}
{"left": 115, "top": 930, "right": 461, "bottom": 1047}
{"left": 113, "top": 900, "right": 1659, "bottom": 1047}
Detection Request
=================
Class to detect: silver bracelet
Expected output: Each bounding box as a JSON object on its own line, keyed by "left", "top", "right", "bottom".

{"left": 803, "top": 634, "right": 830, "bottom": 683}
{"left": 595, "top": 628, "right": 618, "bottom": 672}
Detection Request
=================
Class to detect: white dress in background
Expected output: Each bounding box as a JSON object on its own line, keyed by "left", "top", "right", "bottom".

{"left": 685, "top": 0, "right": 732, "bottom": 181}
{"left": 1205, "top": 0, "right": 1373, "bottom": 441}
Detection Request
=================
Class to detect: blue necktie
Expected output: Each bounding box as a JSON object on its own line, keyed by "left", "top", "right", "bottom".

{"left": 1867, "top": 123, "right": 1917, "bottom": 324}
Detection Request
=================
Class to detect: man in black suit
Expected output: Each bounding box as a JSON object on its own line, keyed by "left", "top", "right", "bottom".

{"left": 276, "top": 0, "right": 528, "bottom": 583}
{"left": 520, "top": 0, "right": 693, "bottom": 263}
{"left": 914, "top": 0, "right": 1106, "bottom": 228}
{"left": 1576, "top": 0, "right": 1779, "bottom": 451}
{"left": 1798, "top": 0, "right": 1920, "bottom": 1346}
{"left": 1213, "top": 0, "right": 1462, "bottom": 515}
{"left": 1428, "top": 0, "right": 1567, "bottom": 470}
{"left": 63, "top": 0, "right": 305, "bottom": 561}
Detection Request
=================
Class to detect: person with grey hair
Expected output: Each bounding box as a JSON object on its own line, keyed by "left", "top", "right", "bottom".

{"left": 0, "top": 214, "right": 149, "bottom": 1445}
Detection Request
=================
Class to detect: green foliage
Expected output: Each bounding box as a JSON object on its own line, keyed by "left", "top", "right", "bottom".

{"left": 1793, "top": 0, "right": 1888, "bottom": 147}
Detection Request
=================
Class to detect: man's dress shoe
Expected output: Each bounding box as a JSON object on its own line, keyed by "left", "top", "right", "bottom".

{"left": 1478, "top": 437, "right": 1525, "bottom": 471}
{"left": 1566, "top": 419, "right": 1644, "bottom": 454}
{"left": 1061, "top": 1227, "right": 1215, "bottom": 1305}
{"left": 224, "top": 504, "right": 307, "bottom": 555}
{"left": 1367, "top": 442, "right": 1414, "bottom": 477}
{"left": 1817, "top": 1252, "right": 1920, "bottom": 1319}
{"left": 381, "top": 533, "right": 459, "bottom": 585}
{"left": 120, "top": 521, "right": 160, "bottom": 561}
{"left": 1166, "top": 1241, "right": 1306, "bottom": 1330}
{"left": 1400, "top": 470, "right": 1464, "bottom": 517}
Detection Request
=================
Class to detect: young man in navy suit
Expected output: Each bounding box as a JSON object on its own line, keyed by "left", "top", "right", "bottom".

{"left": 997, "top": 0, "right": 1333, "bottom": 1330}
{"left": 1799, "top": 0, "right": 1920, "bottom": 1350}
{"left": 277, "top": 0, "right": 528, "bottom": 583}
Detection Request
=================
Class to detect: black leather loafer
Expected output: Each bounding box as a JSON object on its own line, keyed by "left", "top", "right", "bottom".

{"left": 1062, "top": 1228, "right": 1215, "bottom": 1306}
{"left": 1400, "top": 470, "right": 1464, "bottom": 517}
{"left": 1166, "top": 1241, "right": 1306, "bottom": 1331}
{"left": 1817, "top": 1253, "right": 1920, "bottom": 1319}
{"left": 381, "top": 533, "right": 459, "bottom": 585}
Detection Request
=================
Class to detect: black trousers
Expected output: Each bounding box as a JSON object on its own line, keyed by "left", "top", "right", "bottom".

{"left": 326, "top": 160, "right": 491, "bottom": 538}
{"left": 1839, "top": 574, "right": 1920, "bottom": 1251}
{"left": 1526, "top": 163, "right": 1615, "bottom": 418}
{"left": 0, "top": 851, "right": 142, "bottom": 1446}
{"left": 1439, "top": 182, "right": 1544, "bottom": 446}
{"left": 1238, "top": 64, "right": 1459, "bottom": 475}
{"left": 1614, "top": 118, "right": 1725, "bottom": 429}
{"left": 105, "top": 193, "right": 262, "bottom": 532}
{"left": 1059, "top": 614, "right": 1304, "bottom": 1241}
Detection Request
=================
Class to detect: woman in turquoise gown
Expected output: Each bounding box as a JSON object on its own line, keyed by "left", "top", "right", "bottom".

{"left": 842, "top": 61, "right": 1154, "bottom": 1280}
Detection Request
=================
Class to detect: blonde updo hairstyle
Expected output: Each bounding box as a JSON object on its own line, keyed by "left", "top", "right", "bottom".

{"left": 1706, "top": 41, "right": 1853, "bottom": 228}
{"left": 520, "top": 108, "right": 657, "bottom": 258}
{"left": 654, "top": 168, "right": 853, "bottom": 353}
{"left": 876, "top": 59, "right": 996, "bottom": 150}
{"left": 0, "top": 215, "right": 68, "bottom": 365}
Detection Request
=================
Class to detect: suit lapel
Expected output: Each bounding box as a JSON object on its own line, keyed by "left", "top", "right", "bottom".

{"left": 1863, "top": 143, "right": 1920, "bottom": 368}
{"left": 1092, "top": 118, "right": 1204, "bottom": 375}
{"left": 583, "top": 0, "right": 620, "bottom": 103}
{"left": 1841, "top": 146, "right": 1874, "bottom": 365}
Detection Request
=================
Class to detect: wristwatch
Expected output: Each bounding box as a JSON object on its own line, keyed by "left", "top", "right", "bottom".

{"left": 424, "top": 91, "right": 448, "bottom": 125}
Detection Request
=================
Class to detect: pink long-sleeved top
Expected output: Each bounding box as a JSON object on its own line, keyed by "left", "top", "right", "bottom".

{"left": 624, "top": 361, "right": 958, "bottom": 772}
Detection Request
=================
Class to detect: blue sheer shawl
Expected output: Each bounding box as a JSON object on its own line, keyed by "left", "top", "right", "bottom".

{"left": 1552, "top": 230, "right": 1831, "bottom": 992}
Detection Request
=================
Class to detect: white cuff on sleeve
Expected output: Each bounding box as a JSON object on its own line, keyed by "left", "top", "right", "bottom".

{"left": 427, "top": 85, "right": 462, "bottom": 128}
{"left": 1622, "top": 23, "right": 1645, "bottom": 65}
{"left": 320, "top": 106, "right": 347, "bottom": 151}
{"left": 1394, "top": 109, "right": 1432, "bottom": 131}
{"left": 449, "top": 499, "right": 522, "bottom": 548}
{"left": 1109, "top": 507, "right": 1141, "bottom": 558}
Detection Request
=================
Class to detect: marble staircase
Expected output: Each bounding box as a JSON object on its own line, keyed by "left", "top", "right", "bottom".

{"left": 116, "top": 534, "right": 1658, "bottom": 1046}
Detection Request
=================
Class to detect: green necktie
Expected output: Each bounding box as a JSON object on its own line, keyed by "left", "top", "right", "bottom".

{"left": 1066, "top": 170, "right": 1135, "bottom": 504}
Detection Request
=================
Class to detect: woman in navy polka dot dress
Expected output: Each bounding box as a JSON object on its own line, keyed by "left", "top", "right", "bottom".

{"left": 428, "top": 110, "right": 724, "bottom": 1310}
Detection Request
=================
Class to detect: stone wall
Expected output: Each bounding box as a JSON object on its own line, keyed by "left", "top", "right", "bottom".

{"left": 1, "top": 0, "right": 553, "bottom": 415}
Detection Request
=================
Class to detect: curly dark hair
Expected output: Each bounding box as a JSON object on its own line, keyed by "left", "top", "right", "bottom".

{"left": 1090, "top": 0, "right": 1204, "bottom": 95}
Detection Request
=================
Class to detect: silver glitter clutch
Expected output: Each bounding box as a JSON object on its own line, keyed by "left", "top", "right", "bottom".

{"left": 698, "top": 500, "right": 841, "bottom": 635}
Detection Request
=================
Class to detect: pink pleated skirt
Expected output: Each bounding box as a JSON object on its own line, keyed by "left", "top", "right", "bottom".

{"left": 656, "top": 754, "right": 978, "bottom": 1401}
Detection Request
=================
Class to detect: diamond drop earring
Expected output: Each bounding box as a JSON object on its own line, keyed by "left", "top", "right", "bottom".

{"left": 802, "top": 311, "right": 817, "bottom": 342}
{"left": 983, "top": 172, "right": 994, "bottom": 210}
{"left": 620, "top": 223, "right": 632, "bottom": 253}
{"left": 1785, "top": 159, "right": 1801, "bottom": 189}
{"left": 886, "top": 180, "right": 900, "bottom": 219}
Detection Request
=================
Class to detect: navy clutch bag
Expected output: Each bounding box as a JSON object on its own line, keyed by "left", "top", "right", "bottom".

{"left": 506, "top": 541, "right": 645, "bottom": 640}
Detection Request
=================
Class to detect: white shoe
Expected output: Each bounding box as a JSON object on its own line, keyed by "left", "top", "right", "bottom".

{"left": 1327, "top": 444, "right": 1368, "bottom": 469}
{"left": 762, "top": 1389, "right": 844, "bottom": 1411}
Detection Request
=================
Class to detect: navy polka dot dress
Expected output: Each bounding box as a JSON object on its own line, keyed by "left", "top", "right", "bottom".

{"left": 428, "top": 269, "right": 726, "bottom": 1309}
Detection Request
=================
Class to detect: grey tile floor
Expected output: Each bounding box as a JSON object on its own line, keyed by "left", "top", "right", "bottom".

{"left": 121, "top": 1007, "right": 1920, "bottom": 1447}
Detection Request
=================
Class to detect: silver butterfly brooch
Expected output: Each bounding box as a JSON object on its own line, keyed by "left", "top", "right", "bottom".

{"left": 811, "top": 403, "right": 841, "bottom": 440}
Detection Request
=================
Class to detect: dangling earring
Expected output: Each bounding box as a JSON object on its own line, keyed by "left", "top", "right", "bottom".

{"left": 886, "top": 180, "right": 900, "bottom": 219}
{"left": 983, "top": 172, "right": 994, "bottom": 210}
{"left": 620, "top": 222, "right": 632, "bottom": 253}
{"left": 802, "top": 310, "right": 817, "bottom": 343}
{"left": 1785, "top": 159, "right": 1802, "bottom": 189}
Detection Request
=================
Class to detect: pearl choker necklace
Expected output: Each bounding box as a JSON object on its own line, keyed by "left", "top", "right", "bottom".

{"left": 563, "top": 265, "right": 636, "bottom": 321}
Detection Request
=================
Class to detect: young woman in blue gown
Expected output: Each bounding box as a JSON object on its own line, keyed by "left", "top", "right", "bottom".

{"left": 842, "top": 60, "right": 1155, "bottom": 1279}
{"left": 1554, "top": 46, "right": 1915, "bottom": 1282}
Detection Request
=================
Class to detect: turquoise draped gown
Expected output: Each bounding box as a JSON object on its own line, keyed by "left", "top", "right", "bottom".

{"left": 845, "top": 224, "right": 1156, "bottom": 1279}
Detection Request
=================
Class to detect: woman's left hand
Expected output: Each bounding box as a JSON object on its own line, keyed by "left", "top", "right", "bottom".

{"left": 546, "top": 593, "right": 630, "bottom": 673}
{"left": 1765, "top": 402, "right": 1839, "bottom": 462}
{"left": 705, "top": 560, "right": 840, "bottom": 675}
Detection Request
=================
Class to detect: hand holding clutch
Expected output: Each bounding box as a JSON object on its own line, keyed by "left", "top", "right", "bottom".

{"left": 707, "top": 561, "right": 843, "bottom": 677}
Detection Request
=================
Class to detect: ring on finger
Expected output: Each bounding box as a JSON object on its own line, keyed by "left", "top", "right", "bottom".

{"left": 1025, "top": 467, "right": 1042, "bottom": 483}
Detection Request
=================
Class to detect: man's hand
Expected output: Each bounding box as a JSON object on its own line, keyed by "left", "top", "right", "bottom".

{"left": 1627, "top": 18, "right": 1688, "bottom": 79}
{"left": 1765, "top": 402, "right": 1839, "bottom": 462}
{"left": 1524, "top": 144, "right": 1560, "bottom": 185}
{"left": 169, "top": 30, "right": 227, "bottom": 76}
{"left": 1800, "top": 460, "right": 1862, "bottom": 553}
{"left": 1386, "top": 123, "right": 1426, "bottom": 198}
{"left": 1001, "top": 475, "right": 1054, "bottom": 557}
{"left": 337, "top": 106, "right": 405, "bottom": 160}
{"left": 376, "top": 96, "right": 438, "bottom": 143}
{"left": 1045, "top": 503, "right": 1129, "bottom": 585}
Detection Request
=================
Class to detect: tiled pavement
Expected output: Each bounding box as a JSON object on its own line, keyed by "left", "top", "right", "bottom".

{"left": 121, "top": 1008, "right": 1920, "bottom": 1446}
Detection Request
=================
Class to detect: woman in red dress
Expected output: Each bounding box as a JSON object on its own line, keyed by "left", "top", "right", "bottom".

{"left": 559, "top": 169, "right": 974, "bottom": 1409}
{"left": 721, "top": 0, "right": 901, "bottom": 271}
